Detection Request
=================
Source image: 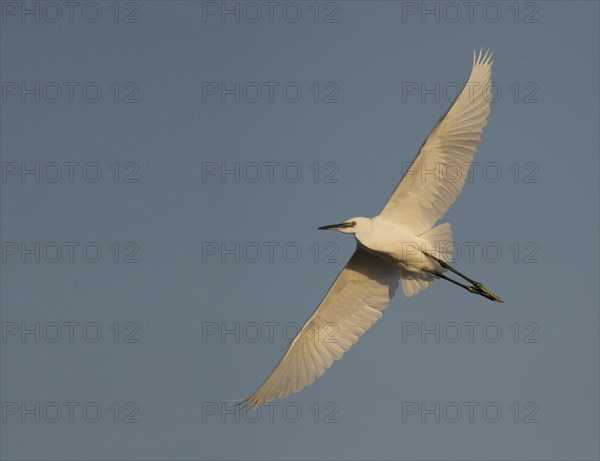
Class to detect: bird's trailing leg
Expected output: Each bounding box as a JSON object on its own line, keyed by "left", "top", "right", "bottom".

{"left": 423, "top": 252, "right": 503, "bottom": 303}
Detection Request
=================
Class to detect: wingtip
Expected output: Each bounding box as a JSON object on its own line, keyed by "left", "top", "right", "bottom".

{"left": 236, "top": 396, "right": 262, "bottom": 413}
{"left": 474, "top": 48, "right": 494, "bottom": 67}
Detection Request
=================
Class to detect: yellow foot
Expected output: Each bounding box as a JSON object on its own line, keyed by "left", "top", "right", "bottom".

{"left": 468, "top": 283, "right": 503, "bottom": 303}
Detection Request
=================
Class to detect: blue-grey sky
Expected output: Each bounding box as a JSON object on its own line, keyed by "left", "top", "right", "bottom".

{"left": 1, "top": 1, "right": 599, "bottom": 460}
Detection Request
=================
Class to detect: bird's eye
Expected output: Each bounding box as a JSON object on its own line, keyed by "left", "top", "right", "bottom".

{"left": 351, "top": 221, "right": 357, "bottom": 226}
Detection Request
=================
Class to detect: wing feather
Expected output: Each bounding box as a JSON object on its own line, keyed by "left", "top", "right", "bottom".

{"left": 241, "top": 247, "right": 401, "bottom": 409}
{"left": 379, "top": 49, "right": 494, "bottom": 234}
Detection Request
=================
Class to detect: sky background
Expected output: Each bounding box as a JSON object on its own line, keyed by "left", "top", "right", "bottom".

{"left": 1, "top": 1, "right": 599, "bottom": 460}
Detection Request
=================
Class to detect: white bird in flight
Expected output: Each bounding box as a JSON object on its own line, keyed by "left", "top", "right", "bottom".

{"left": 241, "top": 50, "right": 501, "bottom": 410}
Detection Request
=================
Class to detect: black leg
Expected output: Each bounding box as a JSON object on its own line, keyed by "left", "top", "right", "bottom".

{"left": 423, "top": 252, "right": 503, "bottom": 303}
{"left": 424, "top": 251, "right": 479, "bottom": 285}
{"left": 424, "top": 269, "right": 471, "bottom": 291}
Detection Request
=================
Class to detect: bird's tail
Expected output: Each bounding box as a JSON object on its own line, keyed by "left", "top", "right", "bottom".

{"left": 421, "top": 222, "right": 453, "bottom": 263}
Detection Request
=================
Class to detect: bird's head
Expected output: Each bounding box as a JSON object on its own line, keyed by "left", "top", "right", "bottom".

{"left": 318, "top": 217, "right": 371, "bottom": 234}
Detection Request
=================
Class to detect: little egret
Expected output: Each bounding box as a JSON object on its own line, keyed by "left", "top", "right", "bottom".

{"left": 240, "top": 49, "right": 501, "bottom": 410}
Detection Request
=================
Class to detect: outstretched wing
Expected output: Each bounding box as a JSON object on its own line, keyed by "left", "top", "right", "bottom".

{"left": 241, "top": 247, "right": 401, "bottom": 409}
{"left": 379, "top": 49, "right": 494, "bottom": 234}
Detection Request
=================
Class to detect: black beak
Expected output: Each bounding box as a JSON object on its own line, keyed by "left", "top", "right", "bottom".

{"left": 318, "top": 222, "right": 348, "bottom": 230}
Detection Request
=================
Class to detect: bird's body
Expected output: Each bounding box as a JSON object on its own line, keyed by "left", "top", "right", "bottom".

{"left": 240, "top": 50, "right": 501, "bottom": 410}
{"left": 351, "top": 216, "right": 444, "bottom": 274}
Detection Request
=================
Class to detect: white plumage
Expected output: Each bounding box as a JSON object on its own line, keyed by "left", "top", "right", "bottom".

{"left": 241, "top": 50, "right": 497, "bottom": 410}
